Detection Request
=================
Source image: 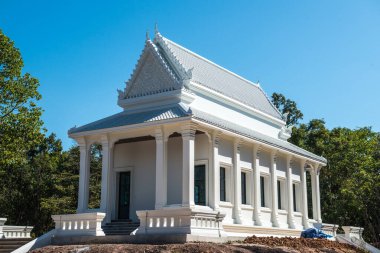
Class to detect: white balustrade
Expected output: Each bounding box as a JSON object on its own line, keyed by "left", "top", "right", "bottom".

{"left": 2, "top": 226, "right": 33, "bottom": 238}
{"left": 51, "top": 212, "right": 105, "bottom": 236}
{"left": 320, "top": 223, "right": 338, "bottom": 237}
{"left": 136, "top": 208, "right": 226, "bottom": 237}
{"left": 342, "top": 226, "right": 363, "bottom": 240}
{"left": 0, "top": 218, "right": 33, "bottom": 239}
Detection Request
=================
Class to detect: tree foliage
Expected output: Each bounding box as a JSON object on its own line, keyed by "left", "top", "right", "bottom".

{"left": 0, "top": 29, "right": 43, "bottom": 167}
{"left": 273, "top": 93, "right": 380, "bottom": 243}
{"left": 271, "top": 92, "right": 303, "bottom": 126}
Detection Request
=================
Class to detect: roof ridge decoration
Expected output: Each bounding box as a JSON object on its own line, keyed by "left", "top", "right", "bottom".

{"left": 121, "top": 37, "right": 182, "bottom": 99}
{"left": 153, "top": 30, "right": 193, "bottom": 88}
{"left": 256, "top": 81, "right": 284, "bottom": 121}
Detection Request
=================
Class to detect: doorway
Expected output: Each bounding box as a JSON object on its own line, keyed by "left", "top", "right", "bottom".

{"left": 118, "top": 171, "right": 131, "bottom": 220}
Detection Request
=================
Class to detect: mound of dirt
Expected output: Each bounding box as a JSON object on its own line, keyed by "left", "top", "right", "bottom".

{"left": 31, "top": 239, "right": 364, "bottom": 253}
{"left": 243, "top": 235, "right": 365, "bottom": 252}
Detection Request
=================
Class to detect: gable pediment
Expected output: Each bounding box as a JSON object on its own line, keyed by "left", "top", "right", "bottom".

{"left": 124, "top": 40, "right": 183, "bottom": 99}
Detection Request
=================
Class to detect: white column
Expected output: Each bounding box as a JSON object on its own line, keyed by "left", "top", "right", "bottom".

{"left": 286, "top": 156, "right": 296, "bottom": 229}
{"left": 105, "top": 142, "right": 114, "bottom": 223}
{"left": 310, "top": 168, "right": 318, "bottom": 222}
{"left": 233, "top": 139, "right": 243, "bottom": 224}
{"left": 300, "top": 160, "right": 309, "bottom": 228}
{"left": 77, "top": 137, "right": 89, "bottom": 213}
{"left": 210, "top": 131, "right": 221, "bottom": 210}
{"left": 100, "top": 135, "right": 110, "bottom": 213}
{"left": 182, "top": 126, "right": 195, "bottom": 207}
{"left": 253, "top": 145, "right": 262, "bottom": 226}
{"left": 155, "top": 129, "right": 167, "bottom": 209}
{"left": 270, "top": 151, "right": 279, "bottom": 227}
{"left": 314, "top": 165, "right": 322, "bottom": 223}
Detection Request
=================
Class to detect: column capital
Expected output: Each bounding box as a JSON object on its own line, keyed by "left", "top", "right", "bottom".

{"left": 314, "top": 164, "right": 322, "bottom": 175}
{"left": 309, "top": 164, "right": 321, "bottom": 175}
{"left": 300, "top": 159, "right": 307, "bottom": 169}
{"left": 75, "top": 137, "right": 86, "bottom": 148}
{"left": 271, "top": 150, "right": 279, "bottom": 162}
{"left": 286, "top": 155, "right": 296, "bottom": 167}
{"left": 100, "top": 134, "right": 110, "bottom": 147}
{"left": 212, "top": 130, "right": 223, "bottom": 146}
{"left": 253, "top": 144, "right": 262, "bottom": 158}
{"left": 181, "top": 124, "right": 196, "bottom": 140}
{"left": 155, "top": 128, "right": 170, "bottom": 142}
{"left": 234, "top": 138, "right": 244, "bottom": 153}
{"left": 155, "top": 128, "right": 164, "bottom": 141}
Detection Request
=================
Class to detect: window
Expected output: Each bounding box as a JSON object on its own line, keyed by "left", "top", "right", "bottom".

{"left": 220, "top": 167, "right": 226, "bottom": 202}
{"left": 260, "top": 176, "right": 265, "bottom": 207}
{"left": 241, "top": 172, "right": 247, "bottom": 204}
{"left": 293, "top": 183, "right": 297, "bottom": 211}
{"left": 277, "top": 180, "right": 282, "bottom": 210}
{"left": 194, "top": 165, "right": 206, "bottom": 206}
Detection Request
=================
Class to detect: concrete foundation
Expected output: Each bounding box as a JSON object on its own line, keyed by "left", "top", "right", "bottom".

{"left": 51, "top": 234, "right": 230, "bottom": 245}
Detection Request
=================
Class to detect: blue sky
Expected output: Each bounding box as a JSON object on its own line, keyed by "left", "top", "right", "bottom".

{"left": 1, "top": 0, "right": 379, "bottom": 150}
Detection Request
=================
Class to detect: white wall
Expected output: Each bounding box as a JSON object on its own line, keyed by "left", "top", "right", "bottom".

{"left": 111, "top": 134, "right": 306, "bottom": 229}
{"left": 190, "top": 93, "right": 282, "bottom": 138}
{"left": 113, "top": 140, "right": 156, "bottom": 221}
{"left": 218, "top": 138, "right": 233, "bottom": 165}
{"left": 195, "top": 133, "right": 209, "bottom": 160}
{"left": 167, "top": 136, "right": 183, "bottom": 205}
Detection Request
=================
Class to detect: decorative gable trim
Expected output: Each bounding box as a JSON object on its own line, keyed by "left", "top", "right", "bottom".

{"left": 256, "top": 83, "right": 284, "bottom": 121}
{"left": 120, "top": 39, "right": 183, "bottom": 100}
{"left": 154, "top": 31, "right": 193, "bottom": 87}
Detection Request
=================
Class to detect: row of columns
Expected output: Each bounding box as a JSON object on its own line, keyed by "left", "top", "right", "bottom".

{"left": 76, "top": 135, "right": 114, "bottom": 220}
{"left": 76, "top": 126, "right": 322, "bottom": 228}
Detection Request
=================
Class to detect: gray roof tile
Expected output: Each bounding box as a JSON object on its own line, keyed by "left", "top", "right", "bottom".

{"left": 159, "top": 37, "right": 283, "bottom": 120}
{"left": 69, "top": 105, "right": 190, "bottom": 134}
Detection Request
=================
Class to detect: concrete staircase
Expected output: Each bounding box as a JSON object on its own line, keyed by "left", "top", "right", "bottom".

{"left": 102, "top": 220, "right": 140, "bottom": 235}
{"left": 0, "top": 238, "right": 32, "bottom": 253}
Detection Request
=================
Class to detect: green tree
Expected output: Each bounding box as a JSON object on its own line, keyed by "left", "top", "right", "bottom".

{"left": 0, "top": 29, "right": 43, "bottom": 167}
{"left": 0, "top": 134, "right": 62, "bottom": 235}
{"left": 272, "top": 92, "right": 380, "bottom": 244}
{"left": 271, "top": 92, "right": 303, "bottom": 126}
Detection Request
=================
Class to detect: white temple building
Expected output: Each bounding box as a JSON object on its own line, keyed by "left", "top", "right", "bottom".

{"left": 64, "top": 28, "right": 327, "bottom": 238}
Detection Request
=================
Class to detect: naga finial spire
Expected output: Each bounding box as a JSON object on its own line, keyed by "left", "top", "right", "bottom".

{"left": 155, "top": 22, "right": 159, "bottom": 35}
{"left": 146, "top": 29, "right": 150, "bottom": 41}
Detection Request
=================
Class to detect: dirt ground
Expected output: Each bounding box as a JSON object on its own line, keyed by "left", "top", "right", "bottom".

{"left": 31, "top": 236, "right": 365, "bottom": 253}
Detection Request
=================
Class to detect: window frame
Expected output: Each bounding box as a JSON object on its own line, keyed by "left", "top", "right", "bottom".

{"left": 293, "top": 181, "right": 301, "bottom": 212}
{"left": 276, "top": 178, "right": 286, "bottom": 210}
{"left": 219, "top": 162, "right": 233, "bottom": 203}
{"left": 260, "top": 174, "right": 269, "bottom": 208}
{"left": 194, "top": 160, "right": 209, "bottom": 207}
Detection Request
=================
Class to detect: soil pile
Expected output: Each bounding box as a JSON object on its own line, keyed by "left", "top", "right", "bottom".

{"left": 31, "top": 237, "right": 365, "bottom": 253}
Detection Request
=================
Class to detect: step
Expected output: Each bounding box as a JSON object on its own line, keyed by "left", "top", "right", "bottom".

{"left": 103, "top": 224, "right": 139, "bottom": 228}
{"left": 111, "top": 219, "right": 132, "bottom": 222}
{"left": 0, "top": 244, "right": 21, "bottom": 249}
{"left": 103, "top": 232, "right": 134, "bottom": 235}
{"left": 104, "top": 222, "right": 139, "bottom": 226}
{"left": 0, "top": 240, "right": 31, "bottom": 246}
{"left": 103, "top": 229, "right": 136, "bottom": 233}
{"left": 0, "top": 238, "right": 32, "bottom": 253}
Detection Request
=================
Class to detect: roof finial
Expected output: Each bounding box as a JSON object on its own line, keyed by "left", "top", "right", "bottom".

{"left": 155, "top": 22, "right": 159, "bottom": 35}
{"left": 146, "top": 29, "right": 150, "bottom": 41}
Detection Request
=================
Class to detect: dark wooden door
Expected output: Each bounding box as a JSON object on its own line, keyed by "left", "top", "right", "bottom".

{"left": 118, "top": 172, "right": 131, "bottom": 220}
